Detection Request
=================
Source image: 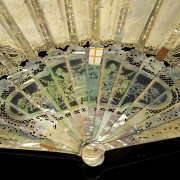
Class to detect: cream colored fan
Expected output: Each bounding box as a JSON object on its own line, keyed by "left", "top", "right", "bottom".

{"left": 0, "top": 0, "right": 179, "bottom": 167}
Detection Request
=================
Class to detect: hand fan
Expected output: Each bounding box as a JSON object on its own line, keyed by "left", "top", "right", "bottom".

{"left": 0, "top": 0, "right": 179, "bottom": 167}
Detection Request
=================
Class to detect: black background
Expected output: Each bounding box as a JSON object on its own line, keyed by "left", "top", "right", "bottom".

{"left": 0, "top": 137, "right": 179, "bottom": 179}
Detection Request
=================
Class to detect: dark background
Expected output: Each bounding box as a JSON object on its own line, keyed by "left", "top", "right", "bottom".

{"left": 0, "top": 137, "right": 179, "bottom": 179}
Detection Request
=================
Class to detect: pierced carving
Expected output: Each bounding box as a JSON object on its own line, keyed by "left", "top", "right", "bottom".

{"left": 0, "top": 63, "right": 8, "bottom": 77}
{"left": 0, "top": 45, "right": 27, "bottom": 67}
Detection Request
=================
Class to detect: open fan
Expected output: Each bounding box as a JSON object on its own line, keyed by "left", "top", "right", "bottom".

{"left": 0, "top": 0, "right": 180, "bottom": 167}
{"left": 0, "top": 45, "right": 179, "bottom": 166}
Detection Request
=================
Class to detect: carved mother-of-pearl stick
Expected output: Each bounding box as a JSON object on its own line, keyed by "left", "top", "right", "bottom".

{"left": 0, "top": 0, "right": 35, "bottom": 58}
{"left": 25, "top": 0, "right": 55, "bottom": 51}
{"left": 114, "top": 0, "right": 130, "bottom": 45}
{"left": 136, "top": 0, "right": 163, "bottom": 52}
{"left": 64, "top": 0, "right": 78, "bottom": 44}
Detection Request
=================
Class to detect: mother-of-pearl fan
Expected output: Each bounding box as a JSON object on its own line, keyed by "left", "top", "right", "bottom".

{"left": 0, "top": 0, "right": 180, "bottom": 166}
{"left": 0, "top": 45, "right": 179, "bottom": 166}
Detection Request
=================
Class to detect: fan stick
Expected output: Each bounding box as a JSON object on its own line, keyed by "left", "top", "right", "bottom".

{"left": 96, "top": 49, "right": 146, "bottom": 139}
{"left": 65, "top": 46, "right": 90, "bottom": 139}
{"left": 103, "top": 118, "right": 180, "bottom": 151}
{"left": 105, "top": 83, "right": 180, "bottom": 142}
{"left": 98, "top": 54, "right": 166, "bottom": 140}
{"left": 93, "top": 45, "right": 123, "bottom": 138}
